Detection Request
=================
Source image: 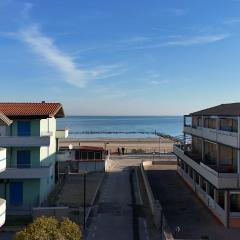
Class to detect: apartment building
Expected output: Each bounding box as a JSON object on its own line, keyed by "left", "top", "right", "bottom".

{"left": 0, "top": 102, "right": 68, "bottom": 212}
{"left": 174, "top": 103, "right": 240, "bottom": 228}
{"left": 0, "top": 112, "right": 12, "bottom": 226}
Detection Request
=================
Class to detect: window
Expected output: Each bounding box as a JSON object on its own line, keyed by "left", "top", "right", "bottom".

{"left": 201, "top": 178, "right": 207, "bottom": 192}
{"left": 189, "top": 167, "right": 193, "bottom": 179}
{"left": 195, "top": 172, "right": 200, "bottom": 185}
{"left": 230, "top": 194, "right": 240, "bottom": 212}
{"left": 17, "top": 150, "right": 31, "bottom": 168}
{"left": 209, "top": 183, "right": 214, "bottom": 199}
{"left": 219, "top": 118, "right": 237, "bottom": 132}
{"left": 17, "top": 121, "right": 31, "bottom": 136}
{"left": 88, "top": 152, "right": 94, "bottom": 160}
{"left": 204, "top": 118, "right": 216, "bottom": 129}
{"left": 218, "top": 190, "right": 225, "bottom": 209}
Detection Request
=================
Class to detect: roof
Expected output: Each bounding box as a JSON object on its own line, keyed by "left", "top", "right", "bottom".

{"left": 0, "top": 102, "right": 65, "bottom": 119}
{"left": 0, "top": 112, "right": 12, "bottom": 126}
{"left": 190, "top": 103, "right": 240, "bottom": 116}
{"left": 78, "top": 146, "right": 105, "bottom": 151}
{"left": 60, "top": 146, "right": 105, "bottom": 151}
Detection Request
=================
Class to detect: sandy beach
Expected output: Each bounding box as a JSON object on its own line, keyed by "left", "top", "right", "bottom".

{"left": 59, "top": 137, "right": 177, "bottom": 154}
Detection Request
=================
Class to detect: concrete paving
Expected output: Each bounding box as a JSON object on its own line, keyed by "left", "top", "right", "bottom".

{"left": 146, "top": 165, "right": 240, "bottom": 240}
{"left": 86, "top": 155, "right": 149, "bottom": 240}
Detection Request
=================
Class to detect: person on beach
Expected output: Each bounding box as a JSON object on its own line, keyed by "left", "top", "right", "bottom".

{"left": 117, "top": 147, "right": 121, "bottom": 155}
{"left": 122, "top": 147, "right": 125, "bottom": 155}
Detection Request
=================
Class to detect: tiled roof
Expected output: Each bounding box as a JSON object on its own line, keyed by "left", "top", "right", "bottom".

{"left": 190, "top": 103, "right": 240, "bottom": 116}
{"left": 0, "top": 102, "right": 65, "bottom": 119}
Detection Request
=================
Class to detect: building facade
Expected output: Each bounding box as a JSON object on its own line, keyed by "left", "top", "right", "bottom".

{"left": 0, "top": 103, "right": 67, "bottom": 213}
{"left": 174, "top": 103, "right": 240, "bottom": 228}
{"left": 0, "top": 112, "right": 13, "bottom": 226}
{"left": 57, "top": 146, "right": 106, "bottom": 172}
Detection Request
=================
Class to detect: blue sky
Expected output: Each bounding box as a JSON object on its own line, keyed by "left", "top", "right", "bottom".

{"left": 0, "top": 0, "right": 240, "bottom": 115}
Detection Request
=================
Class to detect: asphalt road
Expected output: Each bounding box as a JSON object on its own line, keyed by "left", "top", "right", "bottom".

{"left": 86, "top": 155, "right": 147, "bottom": 240}
{"left": 146, "top": 165, "right": 240, "bottom": 240}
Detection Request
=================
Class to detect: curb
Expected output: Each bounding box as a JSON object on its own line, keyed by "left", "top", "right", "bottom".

{"left": 85, "top": 172, "right": 105, "bottom": 223}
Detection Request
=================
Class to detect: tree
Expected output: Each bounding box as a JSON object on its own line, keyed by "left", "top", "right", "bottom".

{"left": 15, "top": 216, "right": 82, "bottom": 240}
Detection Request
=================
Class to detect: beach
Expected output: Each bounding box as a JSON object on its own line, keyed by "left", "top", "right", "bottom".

{"left": 59, "top": 137, "right": 177, "bottom": 154}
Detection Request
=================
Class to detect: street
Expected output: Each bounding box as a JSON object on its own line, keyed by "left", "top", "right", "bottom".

{"left": 86, "top": 155, "right": 148, "bottom": 240}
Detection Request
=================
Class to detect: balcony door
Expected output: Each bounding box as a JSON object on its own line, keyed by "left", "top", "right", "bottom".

{"left": 10, "top": 182, "right": 23, "bottom": 205}
{"left": 17, "top": 150, "right": 30, "bottom": 168}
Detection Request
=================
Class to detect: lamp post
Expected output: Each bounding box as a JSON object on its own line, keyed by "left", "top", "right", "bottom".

{"left": 68, "top": 144, "right": 73, "bottom": 173}
{"left": 159, "top": 135, "right": 161, "bottom": 157}
{"left": 83, "top": 172, "right": 86, "bottom": 230}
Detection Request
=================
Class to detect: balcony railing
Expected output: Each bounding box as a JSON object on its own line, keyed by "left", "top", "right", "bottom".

{"left": 184, "top": 151, "right": 202, "bottom": 164}
{"left": 0, "top": 148, "right": 6, "bottom": 173}
{"left": 174, "top": 144, "right": 239, "bottom": 189}
{"left": 0, "top": 163, "right": 53, "bottom": 179}
{"left": 0, "top": 135, "right": 51, "bottom": 147}
{"left": 177, "top": 145, "right": 235, "bottom": 174}
{"left": 0, "top": 198, "right": 6, "bottom": 227}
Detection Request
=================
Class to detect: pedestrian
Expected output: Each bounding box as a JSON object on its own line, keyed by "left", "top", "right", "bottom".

{"left": 117, "top": 147, "right": 121, "bottom": 155}
{"left": 122, "top": 147, "right": 125, "bottom": 155}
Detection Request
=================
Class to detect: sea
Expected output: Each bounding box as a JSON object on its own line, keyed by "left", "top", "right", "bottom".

{"left": 57, "top": 116, "right": 183, "bottom": 139}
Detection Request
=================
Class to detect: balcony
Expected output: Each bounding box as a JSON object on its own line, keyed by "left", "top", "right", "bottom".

{"left": 0, "top": 164, "right": 53, "bottom": 179}
{"left": 56, "top": 129, "right": 69, "bottom": 139}
{"left": 174, "top": 145, "right": 239, "bottom": 189}
{"left": 0, "top": 148, "right": 6, "bottom": 173}
{"left": 0, "top": 198, "right": 6, "bottom": 227}
{"left": 0, "top": 134, "right": 51, "bottom": 147}
{"left": 184, "top": 125, "right": 238, "bottom": 148}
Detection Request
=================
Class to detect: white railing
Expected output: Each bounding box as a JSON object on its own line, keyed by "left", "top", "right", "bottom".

{"left": 0, "top": 148, "right": 6, "bottom": 172}
{"left": 0, "top": 198, "right": 6, "bottom": 227}
{"left": 184, "top": 125, "right": 239, "bottom": 148}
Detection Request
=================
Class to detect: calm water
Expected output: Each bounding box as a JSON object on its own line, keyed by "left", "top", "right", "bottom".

{"left": 57, "top": 116, "right": 183, "bottom": 139}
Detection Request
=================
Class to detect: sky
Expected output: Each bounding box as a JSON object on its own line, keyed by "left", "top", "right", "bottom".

{"left": 0, "top": 0, "right": 240, "bottom": 115}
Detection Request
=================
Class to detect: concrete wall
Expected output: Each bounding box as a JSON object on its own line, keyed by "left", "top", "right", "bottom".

{"left": 39, "top": 118, "right": 57, "bottom": 204}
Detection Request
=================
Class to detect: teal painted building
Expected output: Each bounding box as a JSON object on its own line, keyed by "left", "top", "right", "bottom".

{"left": 0, "top": 102, "right": 66, "bottom": 210}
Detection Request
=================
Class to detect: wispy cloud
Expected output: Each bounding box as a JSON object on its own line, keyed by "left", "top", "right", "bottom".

{"left": 150, "top": 80, "right": 169, "bottom": 85}
{"left": 119, "top": 36, "right": 150, "bottom": 44}
{"left": 18, "top": 25, "right": 125, "bottom": 88}
{"left": 133, "top": 33, "right": 230, "bottom": 49}
{"left": 164, "top": 8, "right": 188, "bottom": 17}
{"left": 223, "top": 17, "right": 240, "bottom": 25}
{"left": 163, "top": 34, "right": 230, "bottom": 47}
{"left": 21, "top": 2, "right": 33, "bottom": 19}
{"left": 72, "top": 32, "right": 230, "bottom": 56}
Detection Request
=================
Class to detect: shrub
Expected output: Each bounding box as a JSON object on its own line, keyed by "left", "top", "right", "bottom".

{"left": 15, "top": 216, "right": 81, "bottom": 240}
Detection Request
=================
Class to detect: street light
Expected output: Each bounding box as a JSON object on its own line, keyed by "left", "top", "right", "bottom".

{"left": 83, "top": 172, "right": 87, "bottom": 231}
